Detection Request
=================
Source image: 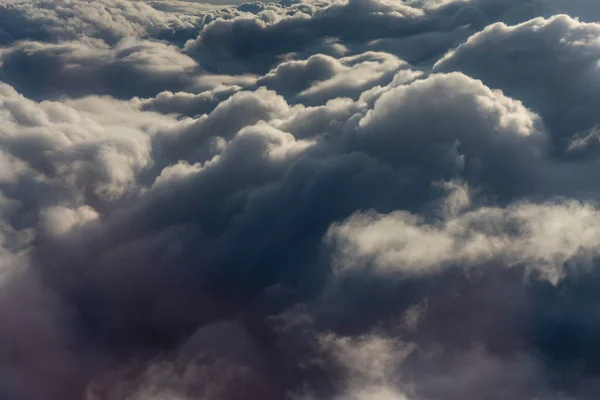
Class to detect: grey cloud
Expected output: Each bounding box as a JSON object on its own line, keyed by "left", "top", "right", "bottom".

{"left": 14, "top": 67, "right": 600, "bottom": 400}
{"left": 23, "top": 69, "right": 552, "bottom": 362}
{"left": 0, "top": 0, "right": 204, "bottom": 45}
{"left": 149, "top": 87, "right": 291, "bottom": 170}
{"left": 88, "top": 320, "right": 284, "bottom": 400}
{"left": 183, "top": 0, "right": 438, "bottom": 73}
{"left": 0, "top": 38, "right": 201, "bottom": 100}
{"left": 3, "top": 1, "right": 600, "bottom": 400}
{"left": 181, "top": 0, "right": 574, "bottom": 75}
{"left": 136, "top": 85, "right": 242, "bottom": 116}
{"left": 347, "top": 72, "right": 547, "bottom": 202}
{"left": 255, "top": 52, "right": 416, "bottom": 106}
{"left": 0, "top": 82, "right": 178, "bottom": 224}
{"left": 257, "top": 54, "right": 345, "bottom": 99}
{"left": 435, "top": 15, "right": 600, "bottom": 155}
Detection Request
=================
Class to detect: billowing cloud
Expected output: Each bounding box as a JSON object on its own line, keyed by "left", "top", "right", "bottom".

{"left": 0, "top": 38, "right": 200, "bottom": 99}
{"left": 435, "top": 14, "right": 600, "bottom": 154}
{"left": 327, "top": 185, "right": 600, "bottom": 281}
{"left": 0, "top": 0, "right": 204, "bottom": 45}
{"left": 3, "top": 1, "right": 600, "bottom": 400}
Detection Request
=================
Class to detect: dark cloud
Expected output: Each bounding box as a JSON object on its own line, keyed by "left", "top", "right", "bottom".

{"left": 136, "top": 84, "right": 243, "bottom": 116}
{"left": 3, "top": 1, "right": 600, "bottom": 400}
{"left": 435, "top": 14, "right": 600, "bottom": 156}
{"left": 0, "top": 0, "right": 205, "bottom": 45}
{"left": 0, "top": 38, "right": 201, "bottom": 100}
{"left": 182, "top": 0, "right": 591, "bottom": 74}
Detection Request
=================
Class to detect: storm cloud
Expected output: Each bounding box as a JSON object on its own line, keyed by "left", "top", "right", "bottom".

{"left": 3, "top": 0, "right": 600, "bottom": 399}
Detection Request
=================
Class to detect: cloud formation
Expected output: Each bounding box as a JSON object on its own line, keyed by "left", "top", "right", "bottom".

{"left": 3, "top": 1, "right": 600, "bottom": 399}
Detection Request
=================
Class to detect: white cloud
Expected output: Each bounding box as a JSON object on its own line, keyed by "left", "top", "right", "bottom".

{"left": 434, "top": 14, "right": 600, "bottom": 151}
{"left": 328, "top": 186, "right": 600, "bottom": 282}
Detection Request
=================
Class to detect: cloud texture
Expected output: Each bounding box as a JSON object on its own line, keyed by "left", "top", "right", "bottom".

{"left": 3, "top": 0, "right": 600, "bottom": 399}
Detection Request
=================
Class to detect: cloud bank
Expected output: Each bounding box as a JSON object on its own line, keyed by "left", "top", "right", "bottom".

{"left": 3, "top": 0, "right": 600, "bottom": 399}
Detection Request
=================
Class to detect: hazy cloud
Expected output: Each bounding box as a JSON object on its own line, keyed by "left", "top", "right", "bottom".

{"left": 2, "top": 1, "right": 600, "bottom": 400}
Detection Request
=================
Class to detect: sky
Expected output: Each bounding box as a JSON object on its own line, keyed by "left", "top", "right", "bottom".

{"left": 3, "top": 0, "right": 600, "bottom": 399}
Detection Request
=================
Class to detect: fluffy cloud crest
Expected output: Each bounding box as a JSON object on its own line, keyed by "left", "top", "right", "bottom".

{"left": 328, "top": 185, "right": 600, "bottom": 281}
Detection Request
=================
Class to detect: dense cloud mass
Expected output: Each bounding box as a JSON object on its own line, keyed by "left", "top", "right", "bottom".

{"left": 4, "top": 0, "right": 600, "bottom": 399}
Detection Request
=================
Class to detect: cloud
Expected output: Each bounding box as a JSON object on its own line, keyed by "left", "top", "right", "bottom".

{"left": 435, "top": 14, "right": 600, "bottom": 154}
{"left": 182, "top": 0, "right": 434, "bottom": 73}
{"left": 3, "top": 1, "right": 600, "bottom": 400}
{"left": 136, "top": 85, "right": 243, "bottom": 116}
{"left": 0, "top": 38, "right": 200, "bottom": 99}
{"left": 0, "top": 0, "right": 203, "bottom": 45}
{"left": 301, "top": 332, "right": 414, "bottom": 400}
{"left": 327, "top": 185, "right": 600, "bottom": 282}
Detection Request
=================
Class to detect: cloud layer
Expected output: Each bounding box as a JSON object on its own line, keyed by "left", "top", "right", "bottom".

{"left": 3, "top": 1, "right": 600, "bottom": 399}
